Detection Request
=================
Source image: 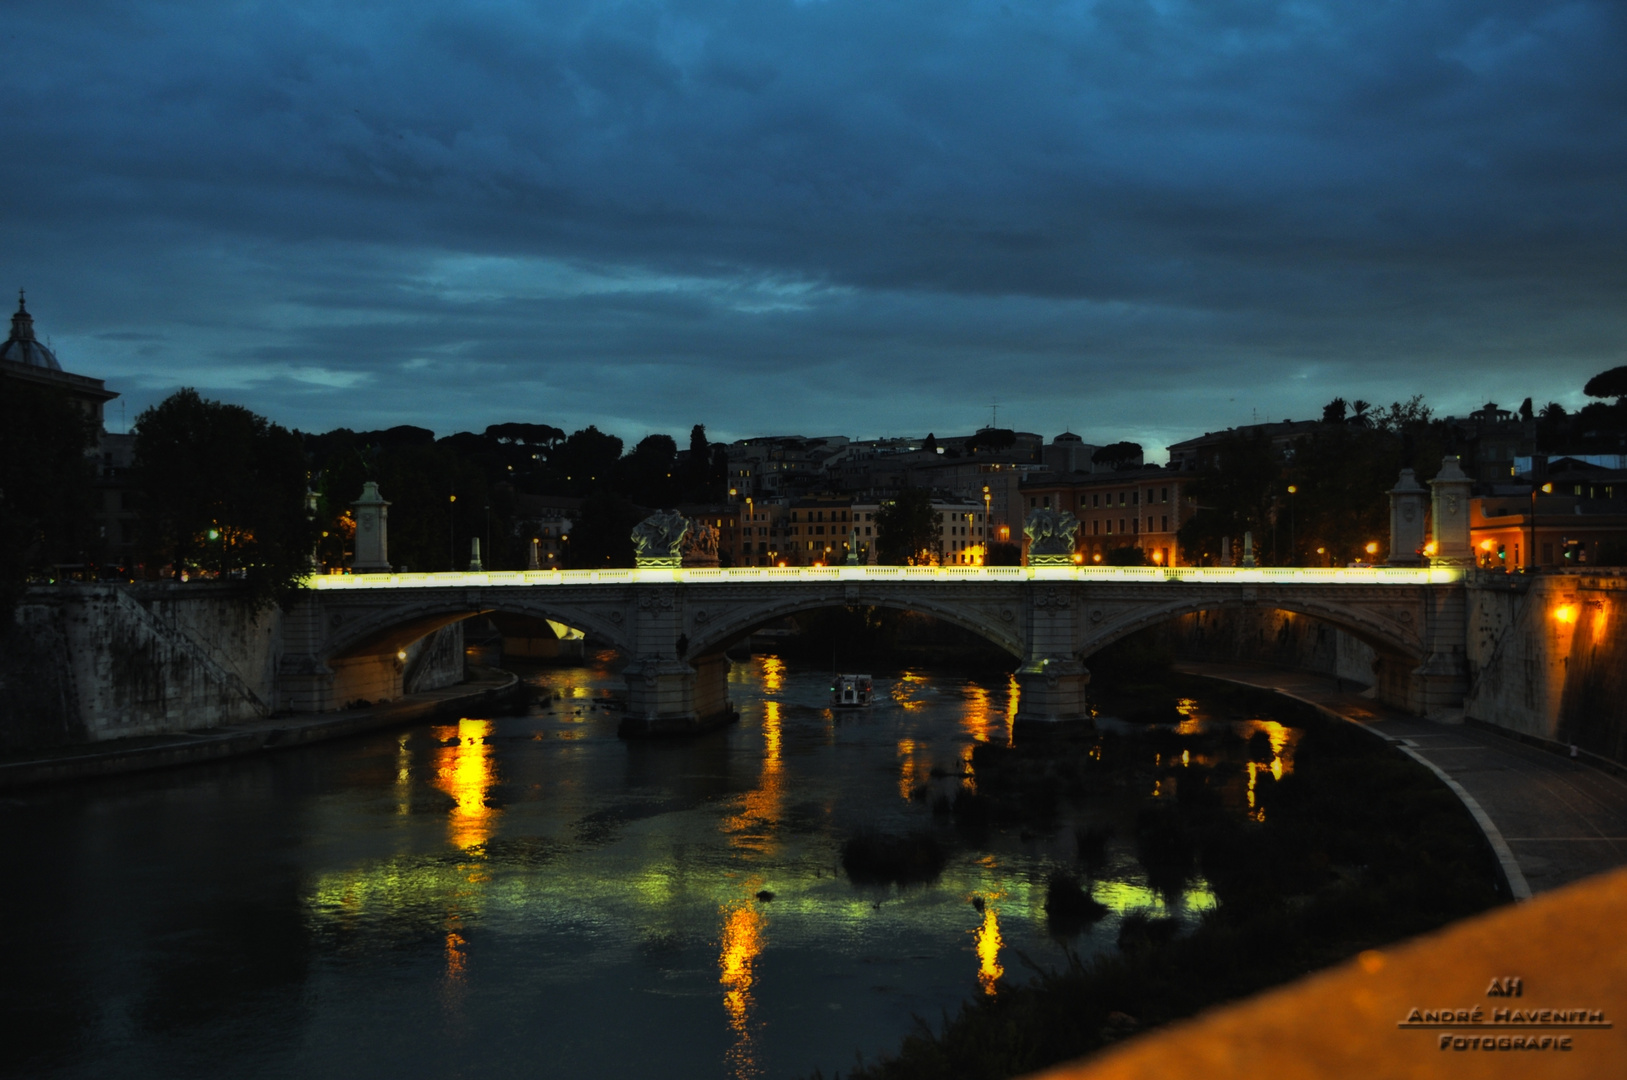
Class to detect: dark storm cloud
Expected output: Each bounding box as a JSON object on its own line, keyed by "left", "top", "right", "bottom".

{"left": 2, "top": 0, "right": 1624, "bottom": 446}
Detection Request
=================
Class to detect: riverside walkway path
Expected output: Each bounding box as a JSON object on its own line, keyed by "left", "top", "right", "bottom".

{"left": 1177, "top": 661, "right": 1627, "bottom": 899}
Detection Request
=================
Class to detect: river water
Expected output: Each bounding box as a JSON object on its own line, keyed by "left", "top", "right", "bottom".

{"left": 2, "top": 654, "right": 1245, "bottom": 1080}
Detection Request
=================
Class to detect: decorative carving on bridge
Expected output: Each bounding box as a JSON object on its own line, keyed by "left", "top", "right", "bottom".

{"left": 631, "top": 511, "right": 689, "bottom": 568}
{"left": 999, "top": 608, "right": 1014, "bottom": 622}
{"left": 637, "top": 592, "right": 676, "bottom": 612}
{"left": 1024, "top": 508, "right": 1079, "bottom": 565}
{"left": 1090, "top": 608, "right": 1104, "bottom": 623}
{"left": 693, "top": 609, "right": 711, "bottom": 625}
{"left": 1033, "top": 587, "right": 1071, "bottom": 610}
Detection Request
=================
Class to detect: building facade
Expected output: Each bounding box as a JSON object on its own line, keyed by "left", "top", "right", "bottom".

{"left": 1019, "top": 468, "right": 1193, "bottom": 566}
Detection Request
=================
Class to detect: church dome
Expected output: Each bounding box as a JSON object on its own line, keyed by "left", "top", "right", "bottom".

{"left": 1, "top": 292, "right": 62, "bottom": 370}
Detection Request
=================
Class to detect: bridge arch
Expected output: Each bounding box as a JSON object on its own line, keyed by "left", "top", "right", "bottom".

{"left": 1080, "top": 595, "right": 1426, "bottom": 665}
{"left": 687, "top": 593, "right": 1025, "bottom": 662}
{"left": 322, "top": 597, "right": 633, "bottom": 662}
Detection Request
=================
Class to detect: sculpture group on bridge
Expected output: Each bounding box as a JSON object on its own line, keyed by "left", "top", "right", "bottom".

{"left": 630, "top": 511, "right": 690, "bottom": 568}
{"left": 1023, "top": 508, "right": 1080, "bottom": 566}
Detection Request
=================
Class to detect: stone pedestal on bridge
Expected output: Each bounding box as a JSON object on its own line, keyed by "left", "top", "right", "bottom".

{"left": 1386, "top": 468, "right": 1427, "bottom": 566}
{"left": 1429, "top": 456, "right": 1474, "bottom": 566}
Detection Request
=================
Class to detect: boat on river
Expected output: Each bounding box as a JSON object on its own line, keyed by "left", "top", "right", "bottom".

{"left": 831, "top": 674, "right": 874, "bottom": 707}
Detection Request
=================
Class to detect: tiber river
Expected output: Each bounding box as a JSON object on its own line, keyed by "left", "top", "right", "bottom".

{"left": 1, "top": 654, "right": 1296, "bottom": 1080}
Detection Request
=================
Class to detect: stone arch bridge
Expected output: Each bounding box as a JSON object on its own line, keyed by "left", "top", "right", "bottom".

{"left": 281, "top": 564, "right": 1468, "bottom": 735}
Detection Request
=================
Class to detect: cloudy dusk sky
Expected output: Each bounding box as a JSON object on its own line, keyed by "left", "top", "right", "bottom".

{"left": 3, "top": 1, "right": 1624, "bottom": 455}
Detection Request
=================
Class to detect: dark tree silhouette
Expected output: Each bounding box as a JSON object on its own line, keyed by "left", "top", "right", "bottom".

{"left": 1584, "top": 365, "right": 1627, "bottom": 400}
{"left": 875, "top": 486, "right": 940, "bottom": 565}
{"left": 132, "top": 389, "right": 316, "bottom": 606}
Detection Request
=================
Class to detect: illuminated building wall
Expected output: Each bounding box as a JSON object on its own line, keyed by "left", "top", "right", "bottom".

{"left": 1019, "top": 469, "right": 1192, "bottom": 566}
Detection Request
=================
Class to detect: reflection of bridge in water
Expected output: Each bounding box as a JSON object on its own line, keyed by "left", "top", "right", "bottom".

{"left": 282, "top": 564, "right": 1469, "bottom": 736}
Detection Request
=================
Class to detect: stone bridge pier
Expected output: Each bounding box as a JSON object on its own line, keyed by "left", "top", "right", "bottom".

{"left": 617, "top": 586, "right": 737, "bottom": 737}
{"left": 1012, "top": 584, "right": 1091, "bottom": 730}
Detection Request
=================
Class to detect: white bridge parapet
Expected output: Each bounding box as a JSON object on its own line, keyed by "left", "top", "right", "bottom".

{"left": 305, "top": 564, "right": 1464, "bottom": 590}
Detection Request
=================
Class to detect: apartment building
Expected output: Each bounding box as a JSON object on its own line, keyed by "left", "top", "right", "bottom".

{"left": 1019, "top": 468, "right": 1192, "bottom": 566}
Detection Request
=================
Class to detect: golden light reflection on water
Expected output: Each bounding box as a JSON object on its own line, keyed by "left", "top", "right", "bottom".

{"left": 723, "top": 702, "right": 785, "bottom": 857}
{"left": 445, "top": 928, "right": 468, "bottom": 980}
{"left": 961, "top": 683, "right": 993, "bottom": 741}
{"left": 760, "top": 655, "right": 785, "bottom": 695}
{"left": 1239, "top": 719, "right": 1295, "bottom": 821}
{"left": 434, "top": 719, "right": 498, "bottom": 851}
{"left": 719, "top": 897, "right": 767, "bottom": 1080}
{"left": 974, "top": 905, "right": 1003, "bottom": 994}
{"left": 897, "top": 737, "right": 920, "bottom": 800}
{"left": 1236, "top": 718, "right": 1295, "bottom": 759}
{"left": 891, "top": 671, "right": 931, "bottom": 710}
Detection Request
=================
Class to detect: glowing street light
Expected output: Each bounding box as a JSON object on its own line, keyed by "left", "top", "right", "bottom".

{"left": 1285, "top": 484, "right": 1297, "bottom": 563}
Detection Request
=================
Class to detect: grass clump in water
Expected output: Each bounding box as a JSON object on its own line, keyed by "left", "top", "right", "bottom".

{"left": 841, "top": 829, "right": 949, "bottom": 886}
{"left": 1043, "top": 872, "right": 1109, "bottom": 938}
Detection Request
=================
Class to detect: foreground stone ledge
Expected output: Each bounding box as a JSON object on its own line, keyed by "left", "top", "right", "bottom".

{"left": 1025, "top": 866, "right": 1627, "bottom": 1080}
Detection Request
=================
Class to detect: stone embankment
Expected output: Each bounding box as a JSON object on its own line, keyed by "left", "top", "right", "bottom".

{"left": 0, "top": 669, "right": 519, "bottom": 791}
{"left": 1, "top": 583, "right": 466, "bottom": 751}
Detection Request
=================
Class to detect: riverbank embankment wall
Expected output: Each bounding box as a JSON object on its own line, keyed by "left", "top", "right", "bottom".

{"left": 1464, "top": 570, "right": 1627, "bottom": 763}
{"left": 2, "top": 584, "right": 465, "bottom": 751}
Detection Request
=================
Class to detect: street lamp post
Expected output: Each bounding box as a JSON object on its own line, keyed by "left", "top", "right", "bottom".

{"left": 1286, "top": 485, "right": 1297, "bottom": 564}
{"left": 1529, "top": 481, "right": 1552, "bottom": 572}
{"left": 304, "top": 486, "right": 320, "bottom": 571}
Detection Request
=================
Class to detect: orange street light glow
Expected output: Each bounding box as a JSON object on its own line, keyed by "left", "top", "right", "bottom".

{"left": 1554, "top": 605, "right": 1578, "bottom": 624}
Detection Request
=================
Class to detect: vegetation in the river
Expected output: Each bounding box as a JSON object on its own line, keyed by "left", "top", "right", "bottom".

{"left": 841, "top": 828, "right": 951, "bottom": 886}
{"left": 822, "top": 685, "right": 1505, "bottom": 1080}
{"left": 1042, "top": 873, "right": 1109, "bottom": 937}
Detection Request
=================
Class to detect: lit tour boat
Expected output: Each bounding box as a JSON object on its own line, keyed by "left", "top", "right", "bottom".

{"left": 831, "top": 674, "right": 874, "bottom": 708}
